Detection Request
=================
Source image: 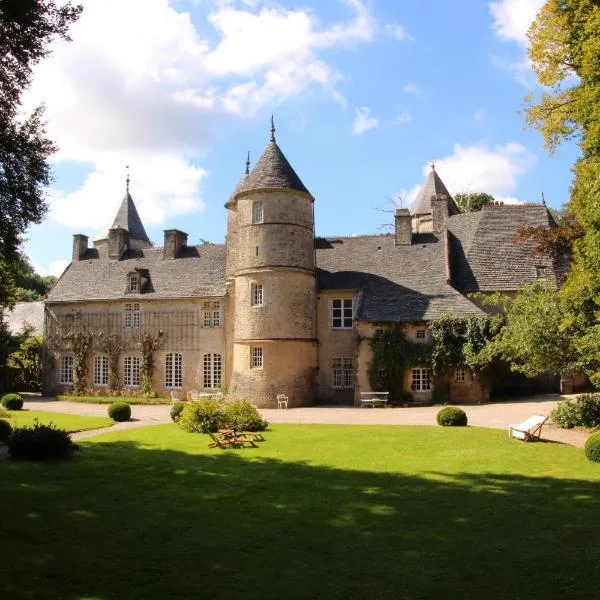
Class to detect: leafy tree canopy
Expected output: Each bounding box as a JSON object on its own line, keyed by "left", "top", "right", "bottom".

{"left": 454, "top": 192, "right": 495, "bottom": 213}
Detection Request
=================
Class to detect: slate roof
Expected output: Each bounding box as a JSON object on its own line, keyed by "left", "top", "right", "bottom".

{"left": 448, "top": 204, "right": 559, "bottom": 292}
{"left": 235, "top": 141, "right": 311, "bottom": 198}
{"left": 411, "top": 167, "right": 458, "bottom": 216}
{"left": 5, "top": 301, "right": 44, "bottom": 335}
{"left": 110, "top": 191, "right": 151, "bottom": 243}
{"left": 46, "top": 245, "right": 226, "bottom": 302}
{"left": 316, "top": 234, "right": 485, "bottom": 321}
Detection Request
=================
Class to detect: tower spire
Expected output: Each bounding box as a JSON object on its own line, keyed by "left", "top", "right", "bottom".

{"left": 270, "top": 114, "right": 276, "bottom": 142}
{"left": 245, "top": 151, "right": 250, "bottom": 175}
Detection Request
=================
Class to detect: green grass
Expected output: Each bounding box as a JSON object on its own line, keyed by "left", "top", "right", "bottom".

{"left": 1, "top": 424, "right": 599, "bottom": 600}
{"left": 2, "top": 410, "right": 113, "bottom": 432}
{"left": 57, "top": 394, "right": 167, "bottom": 405}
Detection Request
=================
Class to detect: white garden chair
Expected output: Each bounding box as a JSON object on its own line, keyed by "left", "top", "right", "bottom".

{"left": 277, "top": 394, "right": 289, "bottom": 409}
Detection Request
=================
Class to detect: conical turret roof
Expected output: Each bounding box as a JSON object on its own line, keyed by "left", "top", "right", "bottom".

{"left": 411, "top": 166, "right": 457, "bottom": 215}
{"left": 110, "top": 190, "right": 151, "bottom": 243}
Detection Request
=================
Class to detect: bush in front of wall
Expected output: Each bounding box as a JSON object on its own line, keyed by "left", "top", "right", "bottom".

{"left": 7, "top": 420, "right": 73, "bottom": 460}
{"left": 584, "top": 432, "right": 600, "bottom": 463}
{"left": 551, "top": 394, "right": 600, "bottom": 429}
{"left": 178, "top": 400, "right": 225, "bottom": 433}
{"left": 108, "top": 401, "right": 131, "bottom": 422}
{"left": 223, "top": 400, "right": 268, "bottom": 432}
{"left": 0, "top": 419, "right": 12, "bottom": 443}
{"left": 436, "top": 406, "right": 468, "bottom": 427}
{"left": 1, "top": 393, "right": 23, "bottom": 411}
{"left": 170, "top": 401, "right": 186, "bottom": 422}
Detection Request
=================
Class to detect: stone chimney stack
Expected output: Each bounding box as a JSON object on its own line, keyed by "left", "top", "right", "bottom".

{"left": 108, "top": 227, "right": 129, "bottom": 260}
{"left": 72, "top": 234, "right": 88, "bottom": 261}
{"left": 431, "top": 194, "right": 450, "bottom": 233}
{"left": 394, "top": 208, "right": 412, "bottom": 245}
{"left": 163, "top": 229, "right": 188, "bottom": 260}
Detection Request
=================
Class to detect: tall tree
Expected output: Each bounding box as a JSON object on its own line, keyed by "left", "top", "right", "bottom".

{"left": 525, "top": 0, "right": 600, "bottom": 383}
{"left": 454, "top": 192, "right": 494, "bottom": 213}
{"left": 0, "top": 0, "right": 81, "bottom": 306}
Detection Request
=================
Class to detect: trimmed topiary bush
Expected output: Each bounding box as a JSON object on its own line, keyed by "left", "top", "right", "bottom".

{"left": 0, "top": 407, "right": 10, "bottom": 418}
{"left": 551, "top": 394, "right": 600, "bottom": 429}
{"left": 0, "top": 419, "right": 12, "bottom": 443}
{"left": 584, "top": 432, "right": 600, "bottom": 463}
{"left": 108, "top": 401, "right": 131, "bottom": 422}
{"left": 224, "top": 400, "right": 268, "bottom": 432}
{"left": 1, "top": 393, "right": 23, "bottom": 411}
{"left": 170, "top": 401, "right": 186, "bottom": 422}
{"left": 437, "top": 406, "right": 468, "bottom": 427}
{"left": 7, "top": 420, "right": 73, "bottom": 460}
{"left": 178, "top": 400, "right": 225, "bottom": 433}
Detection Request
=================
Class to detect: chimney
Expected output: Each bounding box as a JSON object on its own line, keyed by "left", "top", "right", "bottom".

{"left": 108, "top": 227, "right": 129, "bottom": 260}
{"left": 163, "top": 229, "right": 188, "bottom": 260}
{"left": 431, "top": 194, "right": 450, "bottom": 233}
{"left": 72, "top": 234, "right": 88, "bottom": 261}
{"left": 394, "top": 208, "right": 412, "bottom": 245}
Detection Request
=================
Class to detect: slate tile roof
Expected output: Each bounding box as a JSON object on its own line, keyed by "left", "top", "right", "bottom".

{"left": 5, "top": 301, "right": 44, "bottom": 335}
{"left": 315, "top": 234, "right": 485, "bottom": 321}
{"left": 46, "top": 245, "right": 226, "bottom": 302}
{"left": 109, "top": 192, "right": 151, "bottom": 243}
{"left": 410, "top": 167, "right": 459, "bottom": 216}
{"left": 448, "top": 205, "right": 559, "bottom": 292}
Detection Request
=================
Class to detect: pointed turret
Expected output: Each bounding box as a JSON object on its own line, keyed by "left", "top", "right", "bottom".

{"left": 110, "top": 190, "right": 151, "bottom": 244}
{"left": 411, "top": 164, "right": 458, "bottom": 216}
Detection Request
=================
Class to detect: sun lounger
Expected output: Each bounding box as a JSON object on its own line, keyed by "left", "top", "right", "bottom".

{"left": 508, "top": 415, "right": 548, "bottom": 441}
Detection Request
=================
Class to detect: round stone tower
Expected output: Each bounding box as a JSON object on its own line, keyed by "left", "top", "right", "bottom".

{"left": 225, "top": 124, "right": 317, "bottom": 407}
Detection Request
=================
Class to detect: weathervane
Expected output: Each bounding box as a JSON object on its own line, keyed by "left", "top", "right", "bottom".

{"left": 270, "top": 114, "right": 276, "bottom": 142}
{"left": 125, "top": 165, "right": 130, "bottom": 193}
{"left": 245, "top": 151, "right": 250, "bottom": 175}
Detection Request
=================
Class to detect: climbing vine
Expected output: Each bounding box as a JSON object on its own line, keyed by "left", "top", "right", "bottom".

{"left": 99, "top": 333, "right": 126, "bottom": 392}
{"left": 62, "top": 331, "right": 94, "bottom": 395}
{"left": 136, "top": 331, "right": 163, "bottom": 397}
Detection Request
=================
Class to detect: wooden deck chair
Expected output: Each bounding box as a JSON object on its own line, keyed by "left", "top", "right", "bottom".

{"left": 208, "top": 430, "right": 258, "bottom": 449}
{"left": 508, "top": 415, "right": 548, "bottom": 441}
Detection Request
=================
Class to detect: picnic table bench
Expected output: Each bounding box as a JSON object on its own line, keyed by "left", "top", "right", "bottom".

{"left": 360, "top": 392, "right": 389, "bottom": 408}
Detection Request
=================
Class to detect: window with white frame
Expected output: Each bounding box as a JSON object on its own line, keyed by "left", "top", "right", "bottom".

{"left": 128, "top": 274, "right": 139, "bottom": 292}
{"left": 203, "top": 353, "right": 222, "bottom": 389}
{"left": 411, "top": 368, "right": 431, "bottom": 392}
{"left": 202, "top": 301, "right": 221, "bottom": 328}
{"left": 251, "top": 283, "right": 263, "bottom": 307}
{"left": 93, "top": 356, "right": 109, "bottom": 386}
{"left": 165, "top": 353, "right": 183, "bottom": 389}
{"left": 253, "top": 201, "right": 264, "bottom": 224}
{"left": 416, "top": 329, "right": 426, "bottom": 339}
{"left": 123, "top": 356, "right": 141, "bottom": 387}
{"left": 251, "top": 346, "right": 263, "bottom": 369}
{"left": 331, "top": 357, "right": 354, "bottom": 389}
{"left": 123, "top": 302, "right": 141, "bottom": 328}
{"left": 332, "top": 299, "right": 353, "bottom": 329}
{"left": 455, "top": 367, "right": 466, "bottom": 382}
{"left": 59, "top": 355, "right": 73, "bottom": 384}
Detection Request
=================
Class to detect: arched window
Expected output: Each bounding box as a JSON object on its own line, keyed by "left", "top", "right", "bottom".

{"left": 203, "top": 353, "right": 222, "bottom": 389}
{"left": 165, "top": 353, "right": 183, "bottom": 389}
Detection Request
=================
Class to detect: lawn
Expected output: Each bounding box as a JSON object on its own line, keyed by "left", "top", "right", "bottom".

{"left": 2, "top": 410, "right": 113, "bottom": 432}
{"left": 1, "top": 424, "right": 599, "bottom": 600}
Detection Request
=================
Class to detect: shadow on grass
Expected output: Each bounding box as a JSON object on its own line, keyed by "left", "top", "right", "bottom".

{"left": 1, "top": 439, "right": 598, "bottom": 600}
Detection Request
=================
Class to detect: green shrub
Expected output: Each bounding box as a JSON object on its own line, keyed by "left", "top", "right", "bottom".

{"left": 7, "top": 420, "right": 73, "bottom": 460}
{"left": 178, "top": 400, "right": 225, "bottom": 433}
{"left": 436, "top": 406, "right": 468, "bottom": 427}
{"left": 224, "top": 400, "right": 268, "bottom": 432}
{"left": 551, "top": 394, "right": 600, "bottom": 429}
{"left": 1, "top": 393, "right": 23, "bottom": 410}
{"left": 108, "top": 401, "right": 131, "bottom": 422}
{"left": 170, "top": 401, "right": 186, "bottom": 422}
{"left": 0, "top": 407, "right": 10, "bottom": 418}
{"left": 0, "top": 419, "right": 12, "bottom": 443}
{"left": 584, "top": 432, "right": 600, "bottom": 463}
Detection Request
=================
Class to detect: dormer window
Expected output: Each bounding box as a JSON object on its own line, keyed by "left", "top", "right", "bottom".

{"left": 253, "top": 201, "right": 263, "bottom": 224}
{"left": 129, "top": 274, "right": 139, "bottom": 292}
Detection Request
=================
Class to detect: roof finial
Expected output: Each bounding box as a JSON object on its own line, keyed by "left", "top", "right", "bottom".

{"left": 541, "top": 191, "right": 546, "bottom": 206}
{"left": 270, "top": 114, "right": 276, "bottom": 142}
{"left": 245, "top": 151, "right": 250, "bottom": 175}
{"left": 125, "top": 165, "right": 130, "bottom": 193}
{"left": 430, "top": 161, "right": 435, "bottom": 172}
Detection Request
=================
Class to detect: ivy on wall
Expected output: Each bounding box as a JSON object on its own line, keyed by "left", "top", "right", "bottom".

{"left": 137, "top": 331, "right": 163, "bottom": 397}
{"left": 99, "top": 333, "right": 126, "bottom": 392}
{"left": 62, "top": 331, "right": 94, "bottom": 395}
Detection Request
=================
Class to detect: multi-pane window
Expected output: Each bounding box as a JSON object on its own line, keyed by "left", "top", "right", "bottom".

{"left": 455, "top": 367, "right": 465, "bottom": 382}
{"left": 536, "top": 265, "right": 547, "bottom": 279}
{"left": 165, "top": 353, "right": 183, "bottom": 389}
{"left": 411, "top": 368, "right": 431, "bottom": 392}
{"left": 124, "top": 303, "right": 141, "bottom": 328}
{"left": 251, "top": 283, "right": 263, "bottom": 307}
{"left": 203, "top": 353, "right": 223, "bottom": 389}
{"left": 253, "top": 201, "right": 264, "bottom": 224}
{"left": 203, "top": 301, "right": 221, "bottom": 327}
{"left": 129, "top": 274, "right": 139, "bottom": 292}
{"left": 251, "top": 346, "right": 263, "bottom": 369}
{"left": 59, "top": 355, "right": 73, "bottom": 384}
{"left": 123, "top": 356, "right": 141, "bottom": 387}
{"left": 332, "top": 299, "right": 353, "bottom": 329}
{"left": 416, "top": 329, "right": 426, "bottom": 339}
{"left": 93, "top": 356, "right": 109, "bottom": 386}
{"left": 331, "top": 357, "right": 354, "bottom": 389}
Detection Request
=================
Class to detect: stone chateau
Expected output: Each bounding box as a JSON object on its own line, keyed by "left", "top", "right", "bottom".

{"left": 43, "top": 126, "right": 560, "bottom": 406}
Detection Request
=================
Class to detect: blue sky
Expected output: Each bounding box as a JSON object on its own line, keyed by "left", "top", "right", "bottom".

{"left": 23, "top": 0, "right": 577, "bottom": 277}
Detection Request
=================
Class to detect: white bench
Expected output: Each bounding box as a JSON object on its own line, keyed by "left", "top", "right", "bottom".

{"left": 360, "top": 392, "right": 389, "bottom": 408}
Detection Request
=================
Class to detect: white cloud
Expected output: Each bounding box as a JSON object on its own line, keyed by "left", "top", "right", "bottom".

{"left": 489, "top": 0, "right": 545, "bottom": 45}
{"left": 392, "top": 111, "right": 412, "bottom": 126}
{"left": 352, "top": 106, "right": 378, "bottom": 135}
{"left": 402, "top": 82, "right": 423, "bottom": 96}
{"left": 384, "top": 23, "right": 413, "bottom": 42}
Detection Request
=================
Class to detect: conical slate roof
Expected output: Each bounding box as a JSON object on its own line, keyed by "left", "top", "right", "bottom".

{"left": 411, "top": 167, "right": 457, "bottom": 215}
{"left": 110, "top": 191, "right": 151, "bottom": 243}
{"left": 235, "top": 140, "right": 311, "bottom": 198}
